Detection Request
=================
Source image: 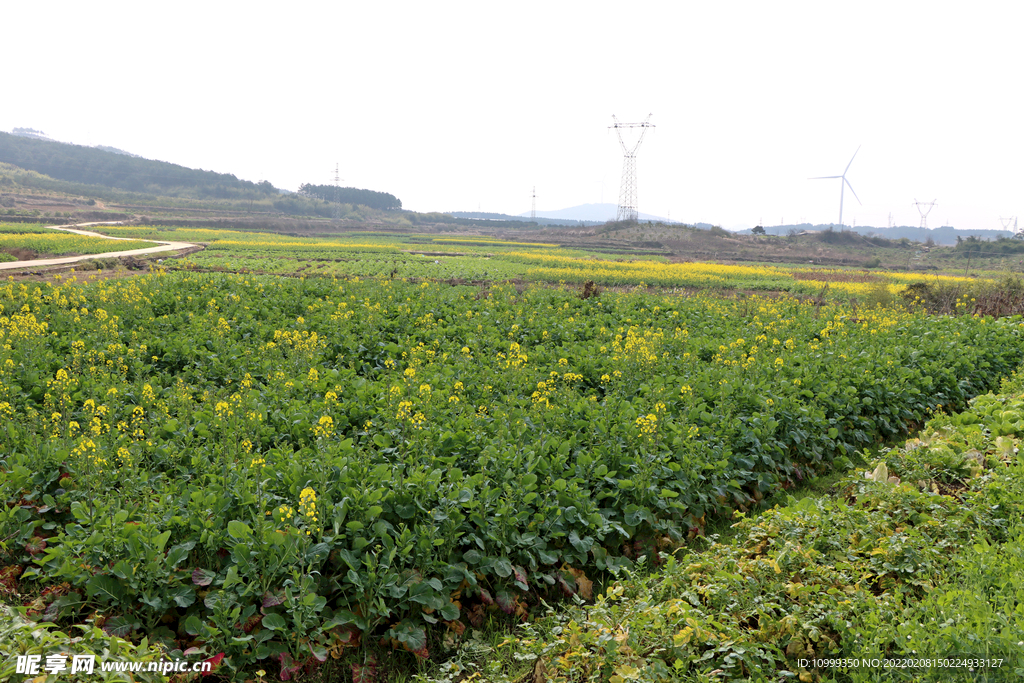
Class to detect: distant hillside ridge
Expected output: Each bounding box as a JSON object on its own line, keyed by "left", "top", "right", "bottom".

{"left": 298, "top": 183, "right": 402, "bottom": 211}
{"left": 0, "top": 131, "right": 277, "bottom": 199}
{"left": 750, "top": 223, "right": 1014, "bottom": 246}
{"left": 449, "top": 211, "right": 604, "bottom": 227}
{"left": 518, "top": 202, "right": 672, "bottom": 223}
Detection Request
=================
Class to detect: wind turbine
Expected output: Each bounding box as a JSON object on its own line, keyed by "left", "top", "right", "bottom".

{"left": 810, "top": 146, "right": 861, "bottom": 228}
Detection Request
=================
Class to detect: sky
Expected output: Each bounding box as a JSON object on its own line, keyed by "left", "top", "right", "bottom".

{"left": 3, "top": 1, "right": 1021, "bottom": 231}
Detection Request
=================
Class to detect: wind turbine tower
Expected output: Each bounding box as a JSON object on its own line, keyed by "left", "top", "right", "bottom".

{"left": 810, "top": 146, "right": 861, "bottom": 228}
{"left": 610, "top": 114, "right": 655, "bottom": 222}
{"left": 914, "top": 199, "right": 937, "bottom": 229}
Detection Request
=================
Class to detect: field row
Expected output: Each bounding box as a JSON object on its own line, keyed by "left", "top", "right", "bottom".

{"left": 75, "top": 223, "right": 989, "bottom": 297}
{"left": 0, "top": 223, "right": 159, "bottom": 258}
{"left": 1, "top": 272, "right": 1021, "bottom": 677}
{"left": 488, "top": 373, "right": 1024, "bottom": 681}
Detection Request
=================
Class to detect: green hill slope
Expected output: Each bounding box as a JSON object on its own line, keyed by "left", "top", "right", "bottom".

{"left": 0, "top": 131, "right": 276, "bottom": 199}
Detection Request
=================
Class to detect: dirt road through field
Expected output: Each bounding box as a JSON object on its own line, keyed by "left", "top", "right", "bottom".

{"left": 0, "top": 221, "right": 200, "bottom": 271}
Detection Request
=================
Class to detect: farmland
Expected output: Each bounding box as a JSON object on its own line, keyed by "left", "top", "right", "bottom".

{"left": 77, "top": 223, "right": 999, "bottom": 300}
{"left": 488, "top": 372, "right": 1024, "bottom": 681}
{"left": 0, "top": 223, "right": 160, "bottom": 262}
{"left": 2, "top": 267, "right": 1023, "bottom": 680}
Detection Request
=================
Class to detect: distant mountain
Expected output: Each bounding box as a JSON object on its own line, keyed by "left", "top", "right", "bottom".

{"left": 742, "top": 223, "right": 1014, "bottom": 246}
{"left": 519, "top": 203, "right": 672, "bottom": 223}
{"left": 0, "top": 130, "right": 277, "bottom": 198}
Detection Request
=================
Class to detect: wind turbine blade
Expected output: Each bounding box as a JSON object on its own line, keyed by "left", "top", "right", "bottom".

{"left": 808, "top": 175, "right": 842, "bottom": 180}
{"left": 844, "top": 145, "right": 861, "bottom": 175}
{"left": 845, "top": 178, "right": 862, "bottom": 205}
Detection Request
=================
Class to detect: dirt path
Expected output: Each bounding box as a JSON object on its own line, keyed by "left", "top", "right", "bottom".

{"left": 0, "top": 221, "right": 201, "bottom": 271}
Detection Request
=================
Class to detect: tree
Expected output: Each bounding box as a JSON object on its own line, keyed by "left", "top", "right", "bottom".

{"left": 751, "top": 225, "right": 766, "bottom": 235}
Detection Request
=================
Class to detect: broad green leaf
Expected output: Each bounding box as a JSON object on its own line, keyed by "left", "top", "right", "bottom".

{"left": 86, "top": 575, "right": 126, "bottom": 604}
{"left": 227, "top": 520, "right": 252, "bottom": 539}
{"left": 262, "top": 613, "right": 288, "bottom": 630}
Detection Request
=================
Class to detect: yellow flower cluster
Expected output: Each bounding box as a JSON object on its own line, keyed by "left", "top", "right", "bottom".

{"left": 73, "top": 437, "right": 107, "bottom": 469}
{"left": 532, "top": 379, "right": 557, "bottom": 409}
{"left": 635, "top": 413, "right": 658, "bottom": 437}
{"left": 397, "top": 400, "right": 426, "bottom": 429}
{"left": 312, "top": 415, "right": 334, "bottom": 438}
{"left": 498, "top": 342, "right": 528, "bottom": 370}
{"left": 611, "top": 327, "right": 662, "bottom": 369}
{"left": 299, "top": 487, "right": 319, "bottom": 535}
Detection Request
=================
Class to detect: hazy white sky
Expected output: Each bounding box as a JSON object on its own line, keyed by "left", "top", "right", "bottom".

{"left": 3, "top": 1, "right": 1021, "bottom": 231}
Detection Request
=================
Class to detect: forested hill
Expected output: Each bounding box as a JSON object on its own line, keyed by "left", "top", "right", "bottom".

{"left": 0, "top": 131, "right": 276, "bottom": 199}
{"left": 298, "top": 183, "right": 402, "bottom": 211}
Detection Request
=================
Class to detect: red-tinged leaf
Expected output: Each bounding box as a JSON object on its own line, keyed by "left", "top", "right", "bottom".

{"left": 478, "top": 588, "right": 493, "bottom": 605}
{"left": 243, "top": 614, "right": 262, "bottom": 633}
{"left": 308, "top": 642, "right": 328, "bottom": 663}
{"left": 411, "top": 645, "right": 430, "bottom": 660}
{"left": 495, "top": 589, "right": 515, "bottom": 615}
{"left": 513, "top": 565, "right": 528, "bottom": 586}
{"left": 191, "top": 569, "right": 215, "bottom": 586}
{"left": 351, "top": 662, "right": 377, "bottom": 683}
{"left": 277, "top": 652, "right": 301, "bottom": 681}
{"left": 201, "top": 652, "right": 224, "bottom": 676}
{"left": 101, "top": 615, "right": 134, "bottom": 638}
{"left": 0, "top": 566, "right": 18, "bottom": 593}
{"left": 557, "top": 573, "right": 575, "bottom": 598}
{"left": 25, "top": 537, "right": 47, "bottom": 555}
{"left": 467, "top": 603, "right": 485, "bottom": 627}
{"left": 262, "top": 590, "right": 284, "bottom": 608}
{"left": 39, "top": 582, "right": 70, "bottom": 603}
{"left": 42, "top": 601, "right": 60, "bottom": 622}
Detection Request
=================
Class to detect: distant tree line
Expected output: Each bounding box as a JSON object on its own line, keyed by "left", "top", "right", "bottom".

{"left": 953, "top": 236, "right": 1024, "bottom": 258}
{"left": 0, "top": 132, "right": 277, "bottom": 199}
{"left": 298, "top": 183, "right": 402, "bottom": 211}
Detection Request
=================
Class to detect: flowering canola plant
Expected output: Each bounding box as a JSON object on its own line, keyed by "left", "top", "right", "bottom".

{"left": 0, "top": 270, "right": 1021, "bottom": 676}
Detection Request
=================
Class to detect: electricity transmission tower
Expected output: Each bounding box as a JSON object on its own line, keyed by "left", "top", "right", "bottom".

{"left": 332, "top": 163, "right": 345, "bottom": 221}
{"left": 1000, "top": 216, "right": 1017, "bottom": 232}
{"left": 610, "top": 114, "right": 654, "bottom": 222}
{"left": 913, "top": 199, "right": 937, "bottom": 229}
{"left": 531, "top": 187, "right": 536, "bottom": 221}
